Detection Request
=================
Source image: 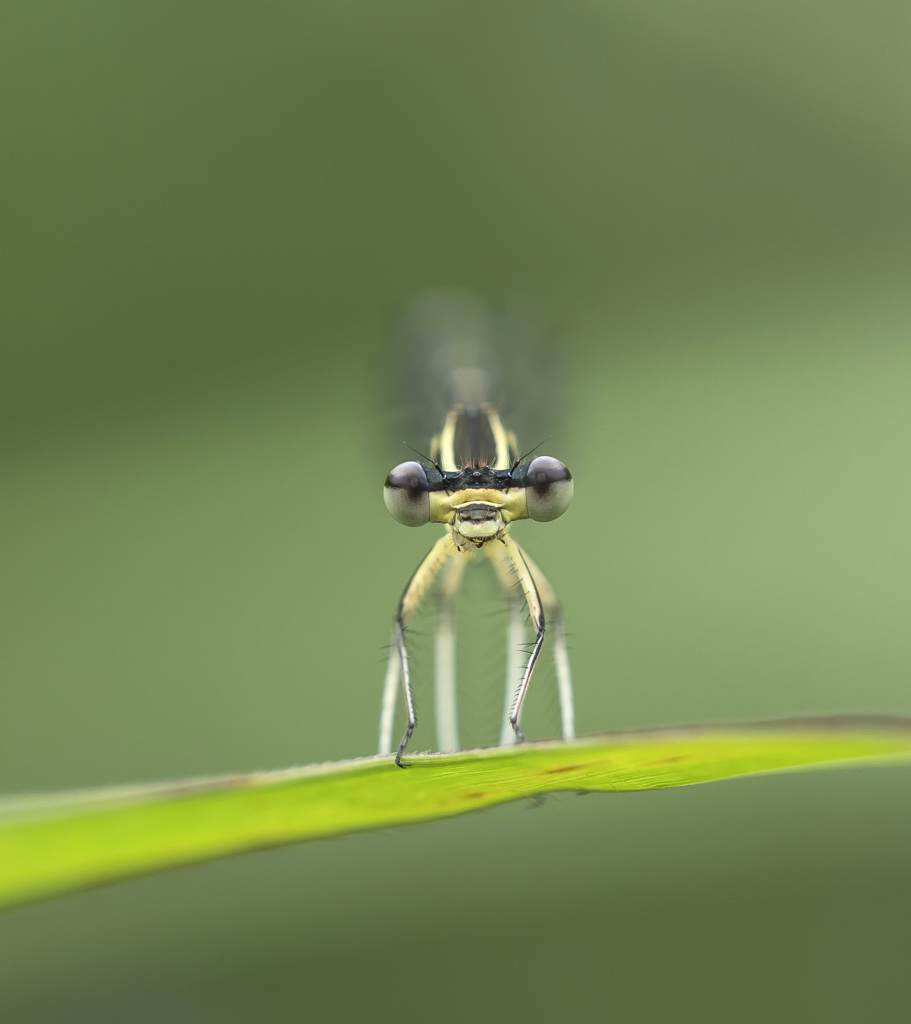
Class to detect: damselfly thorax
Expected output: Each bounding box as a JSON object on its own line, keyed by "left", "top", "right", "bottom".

{"left": 379, "top": 307, "right": 574, "bottom": 766}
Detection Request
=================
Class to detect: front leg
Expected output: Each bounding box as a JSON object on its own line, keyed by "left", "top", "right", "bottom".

{"left": 487, "top": 535, "right": 574, "bottom": 743}
{"left": 488, "top": 535, "right": 546, "bottom": 742}
{"left": 378, "top": 532, "right": 458, "bottom": 766}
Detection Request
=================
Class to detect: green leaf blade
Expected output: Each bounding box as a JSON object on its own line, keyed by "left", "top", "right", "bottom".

{"left": 2, "top": 717, "right": 910, "bottom": 910}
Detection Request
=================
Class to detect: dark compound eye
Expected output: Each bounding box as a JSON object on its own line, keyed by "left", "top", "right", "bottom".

{"left": 524, "top": 456, "right": 573, "bottom": 522}
{"left": 384, "top": 461, "right": 431, "bottom": 526}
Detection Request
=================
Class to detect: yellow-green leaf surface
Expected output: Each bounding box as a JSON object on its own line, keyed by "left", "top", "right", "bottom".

{"left": 2, "top": 716, "right": 910, "bottom": 910}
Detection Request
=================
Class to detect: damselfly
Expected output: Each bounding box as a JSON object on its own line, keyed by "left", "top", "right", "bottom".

{"left": 379, "top": 294, "right": 574, "bottom": 766}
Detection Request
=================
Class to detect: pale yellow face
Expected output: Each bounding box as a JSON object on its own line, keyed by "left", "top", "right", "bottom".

{"left": 429, "top": 487, "right": 529, "bottom": 547}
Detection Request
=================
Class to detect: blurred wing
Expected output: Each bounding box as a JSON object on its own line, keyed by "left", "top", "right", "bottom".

{"left": 383, "top": 288, "right": 566, "bottom": 457}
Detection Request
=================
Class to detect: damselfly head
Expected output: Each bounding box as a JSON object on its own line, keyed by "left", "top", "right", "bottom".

{"left": 384, "top": 452, "right": 573, "bottom": 532}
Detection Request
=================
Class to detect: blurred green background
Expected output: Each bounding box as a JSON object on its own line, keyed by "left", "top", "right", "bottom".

{"left": 3, "top": 2, "right": 911, "bottom": 1021}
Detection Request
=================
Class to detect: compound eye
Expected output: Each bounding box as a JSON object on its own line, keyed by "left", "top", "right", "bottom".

{"left": 524, "top": 456, "right": 573, "bottom": 522}
{"left": 384, "top": 461, "right": 431, "bottom": 526}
